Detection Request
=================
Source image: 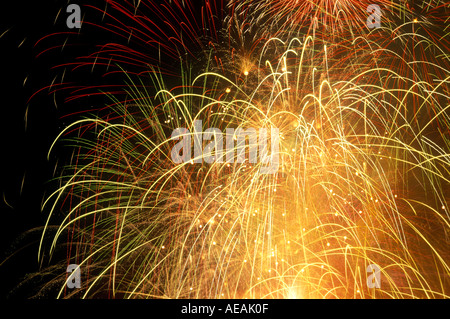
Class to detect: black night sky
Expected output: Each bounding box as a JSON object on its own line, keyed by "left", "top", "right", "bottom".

{"left": 1, "top": 1, "right": 64, "bottom": 298}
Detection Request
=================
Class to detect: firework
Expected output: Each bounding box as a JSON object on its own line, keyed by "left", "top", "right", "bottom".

{"left": 27, "top": 0, "right": 450, "bottom": 299}
{"left": 37, "top": 35, "right": 450, "bottom": 298}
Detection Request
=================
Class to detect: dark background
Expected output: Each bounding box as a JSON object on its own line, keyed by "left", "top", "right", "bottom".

{"left": 0, "top": 0, "right": 106, "bottom": 298}
{"left": 1, "top": 1, "right": 62, "bottom": 298}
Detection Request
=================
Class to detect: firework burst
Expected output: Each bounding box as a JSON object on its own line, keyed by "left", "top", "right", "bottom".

{"left": 27, "top": 0, "right": 450, "bottom": 299}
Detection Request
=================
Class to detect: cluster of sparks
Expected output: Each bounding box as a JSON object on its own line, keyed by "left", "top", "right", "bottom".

{"left": 35, "top": 0, "right": 450, "bottom": 298}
